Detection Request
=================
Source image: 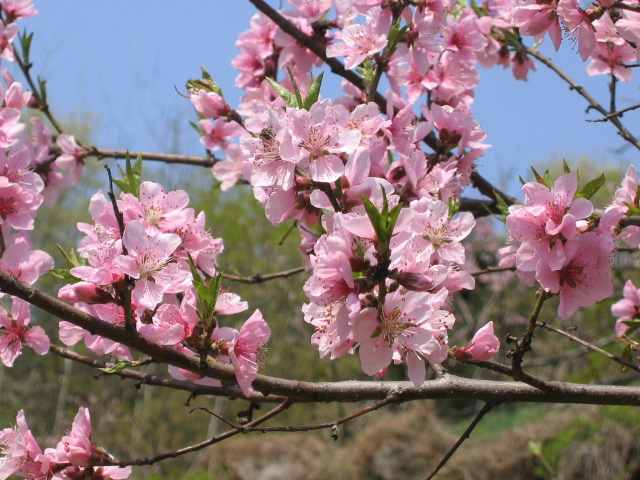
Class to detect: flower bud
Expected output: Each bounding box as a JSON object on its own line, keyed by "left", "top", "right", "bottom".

{"left": 396, "top": 272, "right": 435, "bottom": 292}
{"left": 452, "top": 321, "right": 500, "bottom": 362}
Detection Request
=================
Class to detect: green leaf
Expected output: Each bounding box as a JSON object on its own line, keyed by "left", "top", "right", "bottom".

{"left": 37, "top": 76, "right": 47, "bottom": 106}
{"left": 57, "top": 244, "right": 86, "bottom": 269}
{"left": 19, "top": 31, "right": 34, "bottom": 65}
{"left": 494, "top": 191, "right": 511, "bottom": 217}
{"left": 543, "top": 169, "right": 553, "bottom": 188}
{"left": 620, "top": 344, "right": 635, "bottom": 372}
{"left": 303, "top": 72, "right": 324, "bottom": 110}
{"left": 357, "top": 59, "right": 376, "bottom": 88}
{"left": 286, "top": 66, "right": 304, "bottom": 110}
{"left": 48, "top": 268, "right": 80, "bottom": 283}
{"left": 576, "top": 173, "right": 605, "bottom": 200}
{"left": 97, "top": 360, "right": 139, "bottom": 374}
{"left": 186, "top": 65, "right": 223, "bottom": 95}
{"left": 530, "top": 166, "right": 547, "bottom": 187}
{"left": 362, "top": 195, "right": 384, "bottom": 243}
{"left": 622, "top": 319, "right": 640, "bottom": 335}
{"left": 114, "top": 153, "right": 143, "bottom": 196}
{"left": 386, "top": 19, "right": 408, "bottom": 57}
{"left": 562, "top": 159, "right": 571, "bottom": 174}
{"left": 447, "top": 198, "right": 460, "bottom": 217}
{"left": 519, "top": 175, "right": 526, "bottom": 186}
{"left": 189, "top": 120, "right": 205, "bottom": 136}
{"left": 265, "top": 77, "right": 299, "bottom": 108}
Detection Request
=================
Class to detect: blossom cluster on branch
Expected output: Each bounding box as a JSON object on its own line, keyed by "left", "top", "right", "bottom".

{"left": 0, "top": 0, "right": 638, "bottom": 476}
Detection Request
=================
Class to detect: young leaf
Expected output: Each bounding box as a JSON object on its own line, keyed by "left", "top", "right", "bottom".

{"left": 494, "top": 191, "right": 511, "bottom": 217}
{"left": 114, "top": 153, "right": 143, "bottom": 196}
{"left": 286, "top": 66, "right": 304, "bottom": 110}
{"left": 304, "top": 72, "right": 324, "bottom": 110}
{"left": 97, "top": 360, "right": 139, "bottom": 374}
{"left": 530, "top": 166, "right": 547, "bottom": 187}
{"left": 576, "top": 173, "right": 605, "bottom": 200}
{"left": 562, "top": 159, "right": 571, "bottom": 174}
{"left": 265, "top": 77, "right": 299, "bottom": 108}
{"left": 56, "top": 244, "right": 87, "bottom": 269}
{"left": 362, "top": 195, "right": 384, "bottom": 243}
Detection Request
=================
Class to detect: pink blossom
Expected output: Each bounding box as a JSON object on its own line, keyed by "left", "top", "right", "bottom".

{"left": 612, "top": 279, "right": 640, "bottom": 336}
{"left": 0, "top": 410, "right": 56, "bottom": 480}
{"left": 190, "top": 90, "right": 231, "bottom": 119}
{"left": 453, "top": 321, "right": 500, "bottom": 361}
{"left": 326, "top": 7, "right": 389, "bottom": 69}
{"left": 557, "top": 0, "right": 597, "bottom": 61}
{"left": 1, "top": 0, "right": 38, "bottom": 19}
{"left": 56, "top": 408, "right": 93, "bottom": 467}
{"left": 113, "top": 220, "right": 191, "bottom": 310}
{"left": 354, "top": 289, "right": 454, "bottom": 387}
{"left": 0, "top": 297, "right": 49, "bottom": 367}
{"left": 536, "top": 232, "right": 612, "bottom": 319}
{"left": 212, "top": 309, "right": 270, "bottom": 396}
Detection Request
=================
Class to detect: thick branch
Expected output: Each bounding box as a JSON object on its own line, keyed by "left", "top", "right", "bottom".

{"left": 4, "top": 272, "right": 640, "bottom": 405}
{"left": 80, "top": 147, "right": 217, "bottom": 168}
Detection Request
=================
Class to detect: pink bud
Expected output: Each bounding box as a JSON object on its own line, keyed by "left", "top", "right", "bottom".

{"left": 396, "top": 272, "right": 434, "bottom": 292}
{"left": 453, "top": 321, "right": 500, "bottom": 362}
{"left": 58, "top": 282, "right": 113, "bottom": 304}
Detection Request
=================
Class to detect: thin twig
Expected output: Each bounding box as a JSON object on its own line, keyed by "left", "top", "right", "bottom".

{"left": 221, "top": 266, "right": 306, "bottom": 284}
{"left": 510, "top": 288, "right": 549, "bottom": 376}
{"left": 425, "top": 402, "right": 497, "bottom": 480}
{"left": 470, "top": 265, "right": 515, "bottom": 277}
{"left": 524, "top": 46, "right": 640, "bottom": 151}
{"left": 536, "top": 322, "right": 640, "bottom": 374}
{"left": 49, "top": 345, "right": 284, "bottom": 402}
{"left": 114, "top": 399, "right": 292, "bottom": 466}
{"left": 193, "top": 393, "right": 396, "bottom": 434}
{"left": 587, "top": 103, "right": 640, "bottom": 122}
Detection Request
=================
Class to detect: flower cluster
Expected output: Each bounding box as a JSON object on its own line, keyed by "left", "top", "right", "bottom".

{"left": 505, "top": 173, "right": 617, "bottom": 319}
{"left": 57, "top": 180, "right": 270, "bottom": 396}
{"left": 0, "top": 408, "right": 131, "bottom": 480}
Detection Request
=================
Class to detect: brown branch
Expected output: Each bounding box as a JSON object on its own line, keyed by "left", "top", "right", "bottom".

{"left": 80, "top": 147, "right": 217, "bottom": 168}
{"left": 509, "top": 288, "right": 549, "bottom": 377}
{"left": 587, "top": 103, "right": 640, "bottom": 122}
{"left": 246, "top": 0, "right": 388, "bottom": 111}
{"left": 425, "top": 402, "right": 496, "bottom": 480}
{"left": 614, "top": 1, "right": 640, "bottom": 13}
{"left": 620, "top": 216, "right": 640, "bottom": 227}
{"left": 114, "top": 399, "right": 292, "bottom": 466}
{"left": 470, "top": 265, "right": 515, "bottom": 277}
{"left": 194, "top": 394, "right": 395, "bottom": 435}
{"left": 13, "top": 38, "right": 65, "bottom": 135}
{"left": 221, "top": 266, "right": 306, "bottom": 284}
{"left": 536, "top": 322, "right": 640, "bottom": 374}
{"left": 49, "top": 345, "right": 285, "bottom": 402}
{"left": 4, "top": 272, "right": 640, "bottom": 405}
{"left": 524, "top": 46, "right": 640, "bottom": 152}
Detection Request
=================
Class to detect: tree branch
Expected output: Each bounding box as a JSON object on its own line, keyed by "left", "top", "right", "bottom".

{"left": 524, "top": 46, "right": 640, "bottom": 152}
{"left": 80, "top": 147, "right": 217, "bottom": 168}
{"left": 221, "top": 266, "right": 306, "bottom": 284}
{"left": 425, "top": 402, "right": 496, "bottom": 480}
{"left": 49, "top": 345, "right": 285, "bottom": 402}
{"left": 114, "top": 399, "right": 292, "bottom": 466}
{"left": 536, "top": 321, "right": 640, "bottom": 374}
{"left": 3, "top": 272, "right": 640, "bottom": 405}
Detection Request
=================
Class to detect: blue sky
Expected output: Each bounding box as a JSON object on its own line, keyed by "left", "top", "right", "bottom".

{"left": 16, "top": 1, "right": 638, "bottom": 197}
